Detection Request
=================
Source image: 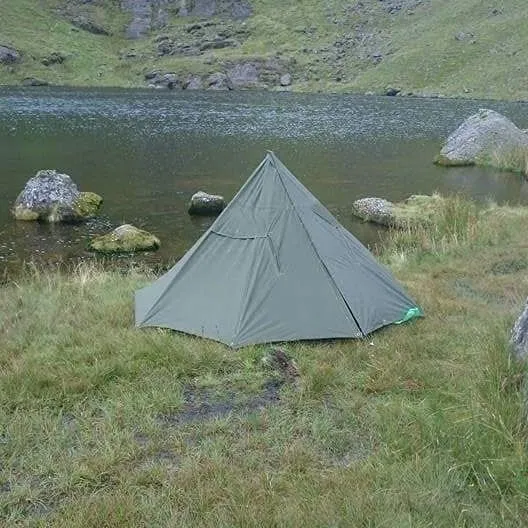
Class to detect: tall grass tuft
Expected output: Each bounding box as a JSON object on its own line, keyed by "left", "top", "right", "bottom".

{"left": 382, "top": 194, "right": 481, "bottom": 265}
{"left": 489, "top": 147, "right": 528, "bottom": 177}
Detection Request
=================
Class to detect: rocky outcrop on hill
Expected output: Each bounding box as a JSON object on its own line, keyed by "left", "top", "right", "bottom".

{"left": 70, "top": 15, "right": 111, "bottom": 35}
{"left": 0, "top": 45, "right": 21, "bottom": 65}
{"left": 145, "top": 70, "right": 180, "bottom": 88}
{"left": 121, "top": 0, "right": 253, "bottom": 39}
{"left": 144, "top": 57, "right": 293, "bottom": 90}
{"left": 155, "top": 21, "right": 249, "bottom": 57}
{"left": 121, "top": 0, "right": 170, "bottom": 39}
{"left": 177, "top": 0, "right": 253, "bottom": 20}
{"left": 12, "top": 170, "right": 102, "bottom": 223}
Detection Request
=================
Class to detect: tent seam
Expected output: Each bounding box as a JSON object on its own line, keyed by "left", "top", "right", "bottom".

{"left": 270, "top": 154, "right": 366, "bottom": 337}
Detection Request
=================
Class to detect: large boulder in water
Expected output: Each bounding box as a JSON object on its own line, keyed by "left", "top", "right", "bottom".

{"left": 89, "top": 224, "right": 160, "bottom": 253}
{"left": 12, "top": 169, "right": 102, "bottom": 222}
{"left": 188, "top": 191, "right": 226, "bottom": 216}
{"left": 435, "top": 109, "right": 528, "bottom": 171}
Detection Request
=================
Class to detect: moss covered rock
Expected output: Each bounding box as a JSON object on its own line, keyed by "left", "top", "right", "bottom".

{"left": 352, "top": 194, "right": 445, "bottom": 227}
{"left": 89, "top": 224, "right": 160, "bottom": 253}
{"left": 73, "top": 192, "right": 103, "bottom": 218}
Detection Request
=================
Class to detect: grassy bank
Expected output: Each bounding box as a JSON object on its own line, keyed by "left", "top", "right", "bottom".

{"left": 1, "top": 196, "right": 528, "bottom": 526}
{"left": 1, "top": 1, "right": 528, "bottom": 99}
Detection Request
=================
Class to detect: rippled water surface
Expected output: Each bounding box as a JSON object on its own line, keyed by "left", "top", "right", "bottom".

{"left": 1, "top": 87, "right": 528, "bottom": 272}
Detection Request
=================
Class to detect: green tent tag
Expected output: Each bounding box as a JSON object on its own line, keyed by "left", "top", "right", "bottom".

{"left": 394, "top": 307, "right": 422, "bottom": 325}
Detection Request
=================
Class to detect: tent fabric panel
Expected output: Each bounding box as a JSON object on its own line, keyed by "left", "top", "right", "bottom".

{"left": 233, "top": 207, "right": 362, "bottom": 346}
{"left": 271, "top": 152, "right": 419, "bottom": 334}
{"left": 301, "top": 211, "right": 419, "bottom": 334}
{"left": 136, "top": 232, "right": 278, "bottom": 345}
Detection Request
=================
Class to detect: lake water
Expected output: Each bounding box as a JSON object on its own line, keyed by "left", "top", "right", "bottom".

{"left": 1, "top": 87, "right": 528, "bottom": 274}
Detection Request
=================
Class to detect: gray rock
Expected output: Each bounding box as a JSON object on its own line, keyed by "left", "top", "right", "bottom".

{"left": 280, "top": 73, "right": 292, "bottom": 86}
{"left": 510, "top": 299, "right": 528, "bottom": 360}
{"left": 70, "top": 15, "right": 110, "bottom": 35}
{"left": 0, "top": 45, "right": 20, "bottom": 64}
{"left": 12, "top": 170, "right": 102, "bottom": 223}
{"left": 454, "top": 31, "right": 474, "bottom": 41}
{"left": 372, "top": 52, "right": 383, "bottom": 64}
{"left": 182, "top": 75, "right": 203, "bottom": 90}
{"left": 231, "top": 1, "right": 253, "bottom": 19}
{"left": 352, "top": 194, "right": 446, "bottom": 227}
{"left": 41, "top": 52, "right": 66, "bottom": 66}
{"left": 144, "top": 70, "right": 160, "bottom": 80}
{"left": 144, "top": 71, "right": 179, "bottom": 89}
{"left": 178, "top": 0, "right": 253, "bottom": 19}
{"left": 121, "top": 0, "right": 170, "bottom": 39}
{"left": 227, "top": 62, "right": 259, "bottom": 88}
{"left": 21, "top": 78, "right": 49, "bottom": 87}
{"left": 199, "top": 38, "right": 238, "bottom": 51}
{"left": 89, "top": 224, "right": 160, "bottom": 253}
{"left": 351, "top": 197, "right": 395, "bottom": 226}
{"left": 385, "top": 86, "right": 401, "bottom": 96}
{"left": 435, "top": 109, "right": 528, "bottom": 167}
{"left": 188, "top": 191, "right": 226, "bottom": 215}
{"left": 206, "top": 72, "right": 233, "bottom": 90}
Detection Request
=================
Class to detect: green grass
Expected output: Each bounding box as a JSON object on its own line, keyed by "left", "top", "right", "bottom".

{"left": 2, "top": 196, "right": 528, "bottom": 525}
{"left": 486, "top": 147, "right": 528, "bottom": 176}
{"left": 1, "top": 0, "right": 528, "bottom": 99}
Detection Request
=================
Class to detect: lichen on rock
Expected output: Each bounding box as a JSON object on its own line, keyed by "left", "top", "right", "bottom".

{"left": 12, "top": 169, "right": 102, "bottom": 222}
{"left": 89, "top": 224, "right": 160, "bottom": 253}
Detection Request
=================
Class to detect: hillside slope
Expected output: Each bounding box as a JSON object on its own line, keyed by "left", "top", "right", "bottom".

{"left": 1, "top": 0, "right": 527, "bottom": 100}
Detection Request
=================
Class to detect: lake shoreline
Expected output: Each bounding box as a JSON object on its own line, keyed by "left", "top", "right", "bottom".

{"left": 2, "top": 81, "right": 528, "bottom": 104}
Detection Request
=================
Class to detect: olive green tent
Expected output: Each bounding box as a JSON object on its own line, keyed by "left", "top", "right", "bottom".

{"left": 135, "top": 152, "right": 422, "bottom": 347}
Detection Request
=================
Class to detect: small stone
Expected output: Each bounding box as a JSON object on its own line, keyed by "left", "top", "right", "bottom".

{"left": 41, "top": 52, "right": 66, "bottom": 66}
{"left": 188, "top": 191, "right": 225, "bottom": 216}
{"left": 279, "top": 73, "right": 292, "bottom": 87}
{"left": 385, "top": 87, "right": 401, "bottom": 96}
{"left": 351, "top": 197, "right": 395, "bottom": 226}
